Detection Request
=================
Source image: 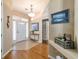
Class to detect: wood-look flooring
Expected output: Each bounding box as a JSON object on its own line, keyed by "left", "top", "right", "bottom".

{"left": 3, "top": 43, "right": 48, "bottom": 59}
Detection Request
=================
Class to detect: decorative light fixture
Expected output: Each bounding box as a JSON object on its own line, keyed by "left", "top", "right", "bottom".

{"left": 28, "top": 5, "right": 35, "bottom": 17}
{"left": 28, "top": 12, "right": 35, "bottom": 17}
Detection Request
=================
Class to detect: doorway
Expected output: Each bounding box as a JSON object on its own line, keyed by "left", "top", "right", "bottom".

{"left": 12, "top": 20, "right": 29, "bottom": 44}
{"left": 42, "top": 19, "right": 49, "bottom": 43}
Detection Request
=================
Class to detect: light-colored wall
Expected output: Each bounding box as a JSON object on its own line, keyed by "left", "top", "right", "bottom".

{"left": 31, "top": 0, "right": 74, "bottom": 43}
{"left": 2, "top": 0, "right": 12, "bottom": 56}
{"left": 48, "top": 0, "right": 75, "bottom": 57}
{"left": 49, "top": 0, "right": 74, "bottom": 41}
{"left": 74, "top": 0, "right": 78, "bottom": 50}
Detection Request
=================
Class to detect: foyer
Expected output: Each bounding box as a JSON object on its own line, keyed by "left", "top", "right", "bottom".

{"left": 1, "top": 0, "right": 78, "bottom": 59}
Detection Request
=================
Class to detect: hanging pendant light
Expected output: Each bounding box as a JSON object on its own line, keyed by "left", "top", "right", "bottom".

{"left": 28, "top": 4, "right": 35, "bottom": 17}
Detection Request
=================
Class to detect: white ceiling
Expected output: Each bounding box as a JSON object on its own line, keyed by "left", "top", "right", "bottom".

{"left": 12, "top": 0, "right": 50, "bottom": 19}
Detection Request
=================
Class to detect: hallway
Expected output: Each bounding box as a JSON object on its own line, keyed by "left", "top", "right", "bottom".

{"left": 2, "top": 0, "right": 78, "bottom": 59}
{"left": 3, "top": 41, "right": 48, "bottom": 59}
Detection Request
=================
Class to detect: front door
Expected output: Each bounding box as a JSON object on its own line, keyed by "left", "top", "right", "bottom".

{"left": 16, "top": 21, "right": 26, "bottom": 42}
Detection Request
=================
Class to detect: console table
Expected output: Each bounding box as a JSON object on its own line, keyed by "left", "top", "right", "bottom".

{"left": 31, "top": 34, "right": 39, "bottom": 41}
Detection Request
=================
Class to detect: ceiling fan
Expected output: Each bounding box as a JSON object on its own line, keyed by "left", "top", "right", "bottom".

{"left": 25, "top": 4, "right": 35, "bottom": 17}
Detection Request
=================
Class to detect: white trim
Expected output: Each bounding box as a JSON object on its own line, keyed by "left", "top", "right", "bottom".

{"left": 2, "top": 48, "right": 13, "bottom": 58}
{"left": 48, "top": 55, "right": 55, "bottom": 59}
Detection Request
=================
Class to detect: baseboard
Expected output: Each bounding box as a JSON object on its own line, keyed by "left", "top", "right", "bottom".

{"left": 2, "top": 47, "right": 13, "bottom": 58}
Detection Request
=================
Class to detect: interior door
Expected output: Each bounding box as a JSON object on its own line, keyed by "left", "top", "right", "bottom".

{"left": 42, "top": 19, "right": 49, "bottom": 43}
{"left": 16, "top": 21, "right": 26, "bottom": 42}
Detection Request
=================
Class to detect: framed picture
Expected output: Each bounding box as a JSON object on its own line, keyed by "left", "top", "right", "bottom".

{"left": 32, "top": 23, "right": 39, "bottom": 31}
{"left": 51, "top": 9, "right": 69, "bottom": 24}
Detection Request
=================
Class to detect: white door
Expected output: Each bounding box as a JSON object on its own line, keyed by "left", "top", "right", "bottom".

{"left": 13, "top": 21, "right": 29, "bottom": 43}
{"left": 16, "top": 21, "right": 26, "bottom": 42}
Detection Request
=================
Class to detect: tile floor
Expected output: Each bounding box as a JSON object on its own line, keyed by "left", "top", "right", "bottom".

{"left": 13, "top": 40, "right": 40, "bottom": 50}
